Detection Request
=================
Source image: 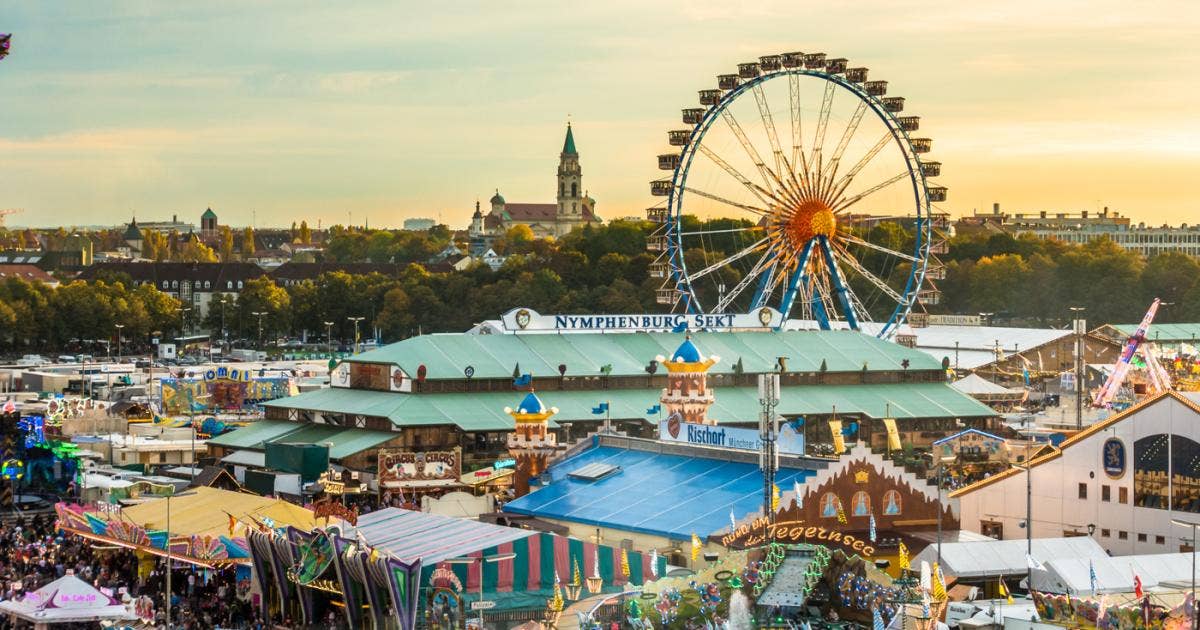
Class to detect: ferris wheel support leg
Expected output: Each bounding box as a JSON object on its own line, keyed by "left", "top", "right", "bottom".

{"left": 819, "top": 236, "right": 859, "bottom": 330}
{"left": 779, "top": 241, "right": 817, "bottom": 320}
{"left": 812, "top": 282, "right": 832, "bottom": 330}
{"left": 750, "top": 253, "right": 778, "bottom": 309}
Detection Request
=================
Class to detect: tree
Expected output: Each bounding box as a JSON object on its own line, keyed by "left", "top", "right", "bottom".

{"left": 242, "top": 226, "right": 256, "bottom": 256}
{"left": 1141, "top": 252, "right": 1200, "bottom": 319}
{"left": 235, "top": 277, "right": 290, "bottom": 344}
{"left": 177, "top": 238, "right": 218, "bottom": 263}
{"left": 298, "top": 220, "right": 312, "bottom": 244}
{"left": 218, "top": 226, "right": 235, "bottom": 261}
{"left": 375, "top": 287, "right": 413, "bottom": 340}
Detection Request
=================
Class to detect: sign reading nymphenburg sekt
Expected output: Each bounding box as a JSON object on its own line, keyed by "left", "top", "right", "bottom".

{"left": 499, "top": 307, "right": 783, "bottom": 333}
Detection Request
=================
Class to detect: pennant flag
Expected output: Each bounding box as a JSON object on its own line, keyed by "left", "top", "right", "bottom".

{"left": 835, "top": 499, "right": 847, "bottom": 524}
{"left": 898, "top": 542, "right": 910, "bottom": 571}
{"left": 920, "top": 561, "right": 932, "bottom": 591}
{"left": 922, "top": 590, "right": 931, "bottom": 618}
{"left": 592, "top": 402, "right": 609, "bottom": 415}
{"left": 772, "top": 484, "right": 781, "bottom": 512}
{"left": 691, "top": 533, "right": 702, "bottom": 561}
{"left": 873, "top": 607, "right": 886, "bottom": 630}
{"left": 1134, "top": 574, "right": 1144, "bottom": 598}
{"left": 555, "top": 569, "right": 561, "bottom": 585}
{"left": 999, "top": 577, "right": 1013, "bottom": 604}
{"left": 672, "top": 321, "right": 689, "bottom": 333}
{"left": 647, "top": 404, "right": 662, "bottom": 415}
{"left": 932, "top": 562, "right": 947, "bottom": 600}
{"left": 869, "top": 513, "right": 877, "bottom": 543}
{"left": 227, "top": 513, "right": 238, "bottom": 536}
{"left": 649, "top": 548, "right": 659, "bottom": 577}
{"left": 793, "top": 479, "right": 803, "bottom": 508}
{"left": 512, "top": 373, "right": 532, "bottom": 388}
{"left": 730, "top": 509, "right": 737, "bottom": 533}
{"left": 1089, "top": 559, "right": 1098, "bottom": 595}
{"left": 1097, "top": 595, "right": 1108, "bottom": 621}
{"left": 1027, "top": 554, "right": 1046, "bottom": 572}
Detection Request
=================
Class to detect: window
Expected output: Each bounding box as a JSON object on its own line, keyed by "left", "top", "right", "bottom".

{"left": 1119, "top": 487, "right": 1129, "bottom": 504}
{"left": 171, "top": 280, "right": 178, "bottom": 289}
{"left": 850, "top": 491, "right": 871, "bottom": 517}
{"left": 158, "top": 452, "right": 167, "bottom": 463}
{"left": 162, "top": 280, "right": 169, "bottom": 289}
{"left": 820, "top": 493, "right": 839, "bottom": 518}
{"left": 882, "top": 490, "right": 902, "bottom": 515}
{"left": 237, "top": 281, "right": 243, "bottom": 289}
{"left": 1102, "top": 485, "right": 1111, "bottom": 502}
{"left": 1156, "top": 535, "right": 1166, "bottom": 545}
{"left": 204, "top": 280, "right": 210, "bottom": 289}
{"left": 1101, "top": 529, "right": 1111, "bottom": 538}
{"left": 980, "top": 521, "right": 1003, "bottom": 539}
{"left": 1119, "top": 531, "right": 1128, "bottom": 540}
{"left": 1138, "top": 533, "right": 1147, "bottom": 542}
{"left": 1078, "top": 483, "right": 1088, "bottom": 499}
{"left": 227, "top": 281, "right": 233, "bottom": 289}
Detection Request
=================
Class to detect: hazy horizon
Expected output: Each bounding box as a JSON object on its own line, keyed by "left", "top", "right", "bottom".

{"left": 3, "top": 1, "right": 1199, "bottom": 229}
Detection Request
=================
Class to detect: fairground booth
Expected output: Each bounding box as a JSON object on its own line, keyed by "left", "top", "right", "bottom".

{"left": 247, "top": 507, "right": 665, "bottom": 630}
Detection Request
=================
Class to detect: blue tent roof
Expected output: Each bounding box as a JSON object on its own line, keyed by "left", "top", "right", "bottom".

{"left": 516, "top": 392, "right": 546, "bottom": 414}
{"left": 672, "top": 338, "right": 703, "bottom": 363}
{"left": 504, "top": 443, "right": 816, "bottom": 539}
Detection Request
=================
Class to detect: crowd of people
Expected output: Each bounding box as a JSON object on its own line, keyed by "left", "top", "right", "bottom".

{"left": 0, "top": 513, "right": 273, "bottom": 629}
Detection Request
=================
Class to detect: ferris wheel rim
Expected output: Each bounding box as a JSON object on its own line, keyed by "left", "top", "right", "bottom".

{"left": 664, "top": 66, "right": 934, "bottom": 338}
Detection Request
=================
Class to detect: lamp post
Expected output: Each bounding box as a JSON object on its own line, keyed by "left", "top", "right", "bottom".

{"left": 115, "top": 324, "right": 125, "bottom": 362}
{"left": 1069, "top": 306, "right": 1086, "bottom": 429}
{"left": 1013, "top": 461, "right": 1033, "bottom": 592}
{"left": 1172, "top": 519, "right": 1200, "bottom": 630}
{"left": 348, "top": 316, "right": 365, "bottom": 354}
{"left": 928, "top": 453, "right": 955, "bottom": 564}
{"left": 324, "top": 321, "right": 334, "bottom": 356}
{"left": 444, "top": 552, "right": 516, "bottom": 628}
{"left": 251, "top": 311, "right": 267, "bottom": 352}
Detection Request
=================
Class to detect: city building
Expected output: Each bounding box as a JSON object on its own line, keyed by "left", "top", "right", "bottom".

{"left": 469, "top": 123, "right": 601, "bottom": 247}
{"left": 951, "top": 390, "right": 1200, "bottom": 556}
{"left": 0, "top": 264, "right": 58, "bottom": 287}
{"left": 402, "top": 217, "right": 436, "bottom": 231}
{"left": 956, "top": 203, "right": 1200, "bottom": 257}
{"left": 76, "top": 261, "right": 266, "bottom": 320}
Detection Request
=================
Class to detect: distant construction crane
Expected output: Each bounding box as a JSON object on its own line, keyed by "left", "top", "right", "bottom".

{"left": 0, "top": 208, "right": 22, "bottom": 228}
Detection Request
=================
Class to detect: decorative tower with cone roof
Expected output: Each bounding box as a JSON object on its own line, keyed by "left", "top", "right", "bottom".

{"left": 506, "top": 391, "right": 563, "bottom": 497}
{"left": 656, "top": 335, "right": 721, "bottom": 426}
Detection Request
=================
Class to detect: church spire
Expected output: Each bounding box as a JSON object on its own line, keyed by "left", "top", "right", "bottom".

{"left": 561, "top": 122, "right": 577, "bottom": 155}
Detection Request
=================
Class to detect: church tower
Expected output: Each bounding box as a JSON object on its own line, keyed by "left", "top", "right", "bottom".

{"left": 506, "top": 391, "right": 563, "bottom": 497}
{"left": 556, "top": 123, "right": 582, "bottom": 219}
{"left": 656, "top": 335, "right": 721, "bottom": 426}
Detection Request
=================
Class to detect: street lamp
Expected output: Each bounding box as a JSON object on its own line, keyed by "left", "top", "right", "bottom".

{"left": 444, "top": 552, "right": 516, "bottom": 627}
{"left": 1172, "top": 518, "right": 1200, "bottom": 630}
{"left": 115, "top": 324, "right": 125, "bottom": 362}
{"left": 979, "top": 312, "right": 994, "bottom": 326}
{"left": 323, "top": 321, "right": 334, "bottom": 356}
{"left": 347, "top": 316, "right": 365, "bottom": 354}
{"left": 251, "top": 312, "right": 267, "bottom": 352}
{"left": 927, "top": 453, "right": 956, "bottom": 564}
{"left": 1013, "top": 461, "right": 1033, "bottom": 590}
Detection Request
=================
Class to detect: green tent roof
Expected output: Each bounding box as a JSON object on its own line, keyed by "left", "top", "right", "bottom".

{"left": 562, "top": 123, "right": 577, "bottom": 155}
{"left": 263, "top": 381, "right": 993, "bottom": 432}
{"left": 206, "top": 420, "right": 299, "bottom": 449}
{"left": 206, "top": 420, "right": 396, "bottom": 459}
{"left": 1111, "top": 322, "right": 1200, "bottom": 343}
{"left": 346, "top": 329, "right": 939, "bottom": 381}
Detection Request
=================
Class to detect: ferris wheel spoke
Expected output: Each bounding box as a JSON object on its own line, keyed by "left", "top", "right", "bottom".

{"left": 829, "top": 242, "right": 903, "bottom": 304}
{"left": 808, "top": 81, "right": 837, "bottom": 182}
{"left": 818, "top": 100, "right": 868, "bottom": 202}
{"left": 826, "top": 131, "right": 894, "bottom": 205}
{"left": 832, "top": 171, "right": 909, "bottom": 214}
{"left": 697, "top": 144, "right": 778, "bottom": 208}
{"left": 680, "top": 226, "right": 761, "bottom": 237}
{"left": 838, "top": 234, "right": 919, "bottom": 262}
{"left": 682, "top": 186, "right": 771, "bottom": 217}
{"left": 789, "top": 73, "right": 805, "bottom": 177}
{"left": 719, "top": 109, "right": 775, "bottom": 189}
{"left": 751, "top": 83, "right": 787, "bottom": 178}
{"left": 818, "top": 236, "right": 859, "bottom": 330}
{"left": 686, "top": 238, "right": 770, "bottom": 281}
{"left": 715, "top": 250, "right": 773, "bottom": 312}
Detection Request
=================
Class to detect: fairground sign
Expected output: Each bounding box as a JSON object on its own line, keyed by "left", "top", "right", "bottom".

{"left": 658, "top": 418, "right": 804, "bottom": 456}
{"left": 720, "top": 516, "right": 876, "bottom": 557}
{"left": 498, "top": 307, "right": 783, "bottom": 333}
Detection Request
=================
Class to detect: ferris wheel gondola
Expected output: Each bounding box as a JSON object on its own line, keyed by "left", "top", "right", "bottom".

{"left": 647, "top": 51, "right": 944, "bottom": 338}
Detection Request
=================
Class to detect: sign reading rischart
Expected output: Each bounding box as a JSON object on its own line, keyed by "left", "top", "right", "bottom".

{"left": 658, "top": 418, "right": 804, "bottom": 456}
{"left": 499, "top": 307, "right": 782, "bottom": 333}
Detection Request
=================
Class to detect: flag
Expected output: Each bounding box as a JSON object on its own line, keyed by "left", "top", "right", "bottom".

{"left": 649, "top": 548, "right": 659, "bottom": 577}
{"left": 227, "top": 513, "right": 238, "bottom": 536}
{"left": 920, "top": 561, "right": 932, "bottom": 591}
{"left": 1097, "top": 595, "right": 1108, "bottom": 621}
{"left": 772, "top": 484, "right": 780, "bottom": 512}
{"left": 1027, "top": 554, "right": 1046, "bottom": 572}
{"left": 793, "top": 479, "right": 803, "bottom": 508}
{"left": 836, "top": 499, "right": 847, "bottom": 524}
{"left": 872, "top": 607, "right": 885, "bottom": 630}
{"left": 1089, "top": 559, "right": 1098, "bottom": 595}
{"left": 1, "top": 399, "right": 14, "bottom": 414}
{"left": 647, "top": 404, "right": 661, "bottom": 415}
{"left": 512, "top": 373, "right": 532, "bottom": 388}
{"left": 869, "top": 513, "right": 877, "bottom": 543}
{"left": 592, "top": 402, "right": 609, "bottom": 415}
{"left": 1134, "top": 574, "right": 1143, "bottom": 598}
{"left": 730, "top": 509, "right": 737, "bottom": 532}
{"left": 932, "top": 562, "right": 947, "bottom": 600}
{"left": 691, "top": 533, "right": 702, "bottom": 561}
{"left": 898, "top": 542, "right": 910, "bottom": 571}
{"left": 672, "top": 321, "right": 689, "bottom": 333}
{"left": 922, "top": 590, "right": 931, "bottom": 618}
{"left": 999, "top": 577, "right": 1013, "bottom": 604}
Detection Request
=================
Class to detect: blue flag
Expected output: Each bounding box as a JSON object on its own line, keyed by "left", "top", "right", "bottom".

{"left": 873, "top": 607, "right": 886, "bottom": 630}
{"left": 592, "top": 402, "right": 609, "bottom": 415}
{"left": 647, "top": 404, "right": 662, "bottom": 415}
{"left": 1090, "top": 559, "right": 1097, "bottom": 595}
{"left": 672, "top": 320, "right": 689, "bottom": 333}
{"left": 513, "top": 373, "right": 532, "bottom": 388}
{"left": 869, "top": 513, "right": 877, "bottom": 542}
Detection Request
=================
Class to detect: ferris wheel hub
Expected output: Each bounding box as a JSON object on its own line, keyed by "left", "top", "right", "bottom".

{"left": 771, "top": 200, "right": 836, "bottom": 267}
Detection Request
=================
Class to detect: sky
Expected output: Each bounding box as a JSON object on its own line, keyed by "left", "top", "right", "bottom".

{"left": 2, "top": 1, "right": 1199, "bottom": 229}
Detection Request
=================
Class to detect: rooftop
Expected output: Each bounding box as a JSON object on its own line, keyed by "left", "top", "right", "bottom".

{"left": 504, "top": 441, "right": 817, "bottom": 539}
{"left": 205, "top": 420, "right": 396, "bottom": 459}
{"left": 341, "top": 506, "right": 535, "bottom": 565}
{"left": 910, "top": 536, "right": 1108, "bottom": 580}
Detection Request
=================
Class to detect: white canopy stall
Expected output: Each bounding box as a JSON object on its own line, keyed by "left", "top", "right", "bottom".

{"left": 0, "top": 575, "right": 135, "bottom": 628}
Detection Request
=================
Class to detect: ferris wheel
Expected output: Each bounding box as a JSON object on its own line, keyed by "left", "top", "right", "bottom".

{"left": 647, "top": 52, "right": 945, "bottom": 338}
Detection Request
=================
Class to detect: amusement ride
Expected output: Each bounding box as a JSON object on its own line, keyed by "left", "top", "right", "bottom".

{"left": 647, "top": 51, "right": 946, "bottom": 338}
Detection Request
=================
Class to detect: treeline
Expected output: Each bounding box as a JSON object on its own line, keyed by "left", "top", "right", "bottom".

{"left": 0, "top": 278, "right": 181, "bottom": 351}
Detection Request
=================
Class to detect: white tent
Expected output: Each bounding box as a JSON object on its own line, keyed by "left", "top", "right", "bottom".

{"left": 0, "top": 575, "right": 135, "bottom": 625}
{"left": 952, "top": 374, "right": 1026, "bottom": 402}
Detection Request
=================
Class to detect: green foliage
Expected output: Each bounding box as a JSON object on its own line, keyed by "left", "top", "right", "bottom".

{"left": 0, "top": 277, "right": 181, "bottom": 350}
